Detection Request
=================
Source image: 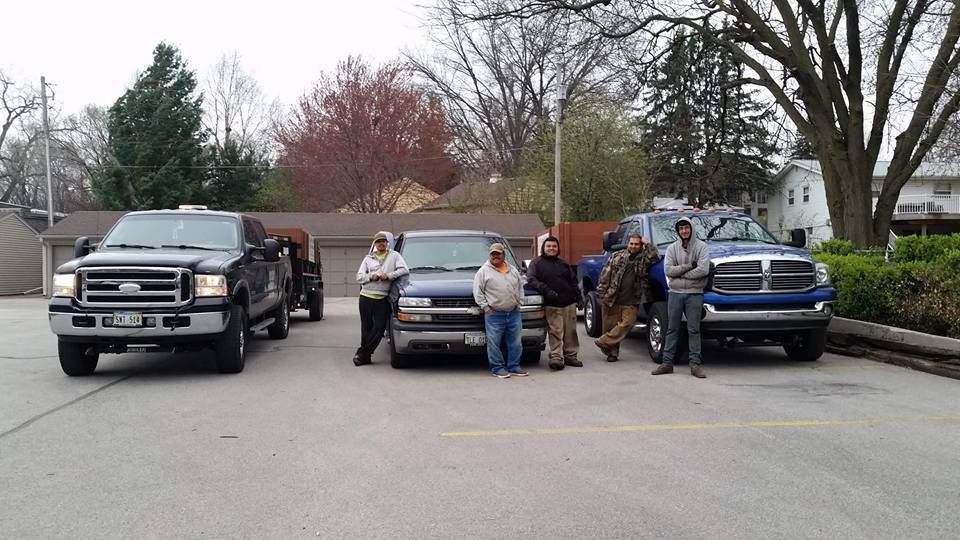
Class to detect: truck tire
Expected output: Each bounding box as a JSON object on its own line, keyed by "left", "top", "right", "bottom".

{"left": 308, "top": 290, "right": 324, "bottom": 321}
{"left": 584, "top": 291, "right": 603, "bottom": 338}
{"left": 389, "top": 329, "right": 411, "bottom": 369}
{"left": 784, "top": 328, "right": 827, "bottom": 362}
{"left": 216, "top": 305, "right": 247, "bottom": 374}
{"left": 646, "top": 301, "right": 667, "bottom": 364}
{"left": 58, "top": 341, "right": 99, "bottom": 376}
{"left": 267, "top": 293, "right": 290, "bottom": 340}
{"left": 522, "top": 350, "right": 541, "bottom": 365}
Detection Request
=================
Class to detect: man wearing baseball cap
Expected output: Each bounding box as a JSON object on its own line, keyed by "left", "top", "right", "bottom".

{"left": 354, "top": 231, "right": 408, "bottom": 366}
{"left": 473, "top": 242, "right": 527, "bottom": 378}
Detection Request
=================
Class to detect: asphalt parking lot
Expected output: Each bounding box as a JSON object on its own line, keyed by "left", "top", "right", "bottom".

{"left": 1, "top": 296, "right": 959, "bottom": 539}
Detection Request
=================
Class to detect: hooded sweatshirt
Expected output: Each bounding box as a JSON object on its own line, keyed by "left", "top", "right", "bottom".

{"left": 473, "top": 260, "right": 524, "bottom": 312}
{"left": 356, "top": 249, "right": 409, "bottom": 298}
{"left": 664, "top": 216, "right": 711, "bottom": 293}
{"left": 525, "top": 236, "right": 579, "bottom": 307}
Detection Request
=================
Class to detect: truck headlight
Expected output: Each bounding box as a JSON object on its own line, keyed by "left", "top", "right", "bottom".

{"left": 195, "top": 274, "right": 228, "bottom": 297}
{"left": 53, "top": 273, "right": 76, "bottom": 297}
{"left": 815, "top": 263, "right": 831, "bottom": 286}
{"left": 398, "top": 297, "right": 432, "bottom": 307}
{"left": 521, "top": 295, "right": 544, "bottom": 306}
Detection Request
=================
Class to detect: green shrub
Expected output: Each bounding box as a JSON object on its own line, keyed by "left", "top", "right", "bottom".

{"left": 815, "top": 239, "right": 854, "bottom": 256}
{"left": 894, "top": 233, "right": 960, "bottom": 264}
{"left": 816, "top": 252, "right": 960, "bottom": 338}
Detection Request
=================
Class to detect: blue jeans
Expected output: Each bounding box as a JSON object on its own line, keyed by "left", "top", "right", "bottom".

{"left": 484, "top": 309, "right": 522, "bottom": 373}
{"left": 662, "top": 292, "right": 704, "bottom": 367}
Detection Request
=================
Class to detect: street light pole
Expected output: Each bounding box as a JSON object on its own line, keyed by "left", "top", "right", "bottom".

{"left": 554, "top": 74, "right": 566, "bottom": 226}
{"left": 41, "top": 76, "right": 54, "bottom": 228}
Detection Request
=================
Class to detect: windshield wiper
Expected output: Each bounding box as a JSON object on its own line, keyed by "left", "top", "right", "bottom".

{"left": 451, "top": 265, "right": 481, "bottom": 271}
{"left": 160, "top": 244, "right": 225, "bottom": 251}
{"left": 104, "top": 243, "right": 156, "bottom": 249}
{"left": 409, "top": 265, "right": 452, "bottom": 272}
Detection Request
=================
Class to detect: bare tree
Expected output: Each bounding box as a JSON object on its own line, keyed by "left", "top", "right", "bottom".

{"left": 471, "top": 0, "right": 960, "bottom": 247}
{"left": 406, "top": 0, "right": 622, "bottom": 176}
{"left": 204, "top": 52, "right": 279, "bottom": 157}
{"left": 0, "top": 72, "right": 41, "bottom": 204}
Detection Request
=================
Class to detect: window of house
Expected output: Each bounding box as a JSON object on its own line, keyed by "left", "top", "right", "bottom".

{"left": 755, "top": 191, "right": 768, "bottom": 204}
{"left": 806, "top": 227, "right": 814, "bottom": 236}
{"left": 934, "top": 183, "right": 952, "bottom": 196}
{"left": 802, "top": 186, "right": 810, "bottom": 203}
{"left": 788, "top": 189, "right": 795, "bottom": 205}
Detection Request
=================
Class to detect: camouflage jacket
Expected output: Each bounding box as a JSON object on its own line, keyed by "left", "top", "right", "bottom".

{"left": 597, "top": 244, "right": 661, "bottom": 307}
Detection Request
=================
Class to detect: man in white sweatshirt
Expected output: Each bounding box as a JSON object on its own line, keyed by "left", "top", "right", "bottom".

{"left": 652, "top": 216, "right": 711, "bottom": 378}
{"left": 473, "top": 243, "right": 527, "bottom": 379}
{"left": 354, "top": 231, "right": 408, "bottom": 366}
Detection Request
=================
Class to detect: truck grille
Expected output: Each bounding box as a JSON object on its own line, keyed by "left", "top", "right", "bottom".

{"left": 78, "top": 267, "right": 193, "bottom": 307}
{"left": 712, "top": 258, "right": 815, "bottom": 294}
{"left": 432, "top": 297, "right": 477, "bottom": 308}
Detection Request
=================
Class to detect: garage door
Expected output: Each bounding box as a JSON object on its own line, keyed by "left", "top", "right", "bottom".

{"left": 318, "top": 245, "right": 370, "bottom": 297}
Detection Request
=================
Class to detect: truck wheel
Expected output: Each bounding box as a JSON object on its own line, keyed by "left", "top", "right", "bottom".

{"left": 522, "top": 350, "right": 541, "bottom": 365}
{"left": 389, "top": 333, "right": 411, "bottom": 369}
{"left": 268, "top": 293, "right": 290, "bottom": 339}
{"left": 584, "top": 291, "right": 603, "bottom": 338}
{"left": 216, "top": 305, "right": 247, "bottom": 373}
{"left": 646, "top": 301, "right": 668, "bottom": 364}
{"left": 784, "top": 328, "right": 827, "bottom": 362}
{"left": 308, "top": 290, "right": 324, "bottom": 321}
{"left": 58, "top": 341, "right": 99, "bottom": 376}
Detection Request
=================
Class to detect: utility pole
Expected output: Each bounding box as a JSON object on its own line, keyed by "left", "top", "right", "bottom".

{"left": 553, "top": 71, "right": 567, "bottom": 226}
{"left": 41, "top": 76, "right": 54, "bottom": 228}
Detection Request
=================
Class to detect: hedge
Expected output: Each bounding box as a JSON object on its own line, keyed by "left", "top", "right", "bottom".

{"left": 814, "top": 236, "right": 960, "bottom": 339}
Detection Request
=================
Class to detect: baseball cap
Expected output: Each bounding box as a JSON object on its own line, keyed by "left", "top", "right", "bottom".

{"left": 488, "top": 242, "right": 505, "bottom": 254}
{"left": 373, "top": 231, "right": 389, "bottom": 242}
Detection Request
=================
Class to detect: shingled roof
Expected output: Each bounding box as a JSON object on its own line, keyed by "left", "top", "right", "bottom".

{"left": 39, "top": 211, "right": 545, "bottom": 240}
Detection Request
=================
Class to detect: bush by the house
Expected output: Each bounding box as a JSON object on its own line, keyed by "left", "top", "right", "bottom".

{"left": 893, "top": 233, "right": 960, "bottom": 264}
{"left": 815, "top": 250, "right": 960, "bottom": 339}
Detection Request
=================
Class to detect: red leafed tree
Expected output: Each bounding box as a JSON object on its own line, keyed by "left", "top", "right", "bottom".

{"left": 278, "top": 57, "right": 455, "bottom": 212}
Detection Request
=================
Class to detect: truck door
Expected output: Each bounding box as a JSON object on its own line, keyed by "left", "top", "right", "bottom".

{"left": 242, "top": 218, "right": 269, "bottom": 317}
{"left": 253, "top": 221, "right": 282, "bottom": 306}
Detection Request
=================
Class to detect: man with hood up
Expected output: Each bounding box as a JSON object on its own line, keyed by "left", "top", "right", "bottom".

{"left": 594, "top": 232, "right": 660, "bottom": 362}
{"left": 526, "top": 235, "right": 581, "bottom": 370}
{"left": 652, "top": 216, "right": 710, "bottom": 378}
{"left": 354, "top": 231, "right": 408, "bottom": 366}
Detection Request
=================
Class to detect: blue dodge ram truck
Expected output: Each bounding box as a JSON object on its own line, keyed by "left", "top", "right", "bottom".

{"left": 387, "top": 230, "right": 547, "bottom": 368}
{"left": 578, "top": 208, "right": 837, "bottom": 362}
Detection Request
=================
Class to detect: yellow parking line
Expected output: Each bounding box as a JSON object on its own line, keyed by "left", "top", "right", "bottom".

{"left": 440, "top": 415, "right": 960, "bottom": 438}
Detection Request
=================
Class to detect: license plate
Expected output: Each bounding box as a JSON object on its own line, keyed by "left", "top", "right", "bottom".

{"left": 112, "top": 312, "right": 143, "bottom": 327}
{"left": 464, "top": 332, "right": 486, "bottom": 346}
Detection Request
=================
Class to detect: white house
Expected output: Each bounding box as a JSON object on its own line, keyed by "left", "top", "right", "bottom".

{"left": 760, "top": 160, "right": 960, "bottom": 245}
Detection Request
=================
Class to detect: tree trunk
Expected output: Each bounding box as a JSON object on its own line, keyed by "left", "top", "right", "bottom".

{"left": 820, "top": 149, "right": 875, "bottom": 248}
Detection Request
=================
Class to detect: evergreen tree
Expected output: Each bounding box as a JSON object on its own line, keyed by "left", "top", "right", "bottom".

{"left": 206, "top": 140, "right": 263, "bottom": 211}
{"left": 94, "top": 43, "right": 208, "bottom": 210}
{"left": 789, "top": 133, "right": 816, "bottom": 159}
{"left": 641, "top": 30, "right": 777, "bottom": 205}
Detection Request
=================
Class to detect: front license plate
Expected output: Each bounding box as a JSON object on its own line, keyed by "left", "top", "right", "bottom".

{"left": 113, "top": 312, "right": 143, "bottom": 327}
{"left": 465, "top": 332, "right": 486, "bottom": 346}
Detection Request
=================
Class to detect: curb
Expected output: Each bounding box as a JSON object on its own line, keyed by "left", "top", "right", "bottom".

{"left": 827, "top": 317, "right": 960, "bottom": 380}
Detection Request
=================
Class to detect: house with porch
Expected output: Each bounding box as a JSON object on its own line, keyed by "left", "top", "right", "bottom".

{"left": 763, "top": 160, "right": 960, "bottom": 245}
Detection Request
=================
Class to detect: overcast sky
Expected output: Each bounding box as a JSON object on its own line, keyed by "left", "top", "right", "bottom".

{"left": 1, "top": 0, "right": 428, "bottom": 115}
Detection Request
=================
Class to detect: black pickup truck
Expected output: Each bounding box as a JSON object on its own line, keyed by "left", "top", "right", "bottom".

{"left": 48, "top": 206, "right": 292, "bottom": 375}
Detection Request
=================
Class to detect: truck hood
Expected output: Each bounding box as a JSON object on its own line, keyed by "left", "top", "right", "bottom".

{"left": 660, "top": 242, "right": 813, "bottom": 260}
{"left": 56, "top": 249, "right": 239, "bottom": 275}
{"left": 400, "top": 270, "right": 538, "bottom": 297}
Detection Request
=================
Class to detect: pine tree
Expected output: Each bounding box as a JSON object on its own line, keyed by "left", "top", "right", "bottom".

{"left": 93, "top": 43, "right": 208, "bottom": 210}
{"left": 206, "top": 140, "right": 263, "bottom": 211}
{"left": 641, "top": 30, "right": 777, "bottom": 205}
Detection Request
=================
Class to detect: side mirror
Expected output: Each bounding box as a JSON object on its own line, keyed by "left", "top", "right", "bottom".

{"left": 602, "top": 231, "right": 618, "bottom": 252}
{"left": 521, "top": 259, "right": 530, "bottom": 274}
{"left": 74, "top": 237, "right": 91, "bottom": 258}
{"left": 785, "top": 228, "right": 807, "bottom": 248}
{"left": 263, "top": 238, "right": 281, "bottom": 262}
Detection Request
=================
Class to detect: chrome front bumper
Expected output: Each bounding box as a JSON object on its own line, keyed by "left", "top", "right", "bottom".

{"left": 49, "top": 310, "right": 231, "bottom": 338}
{"left": 393, "top": 326, "right": 547, "bottom": 355}
{"left": 700, "top": 301, "right": 834, "bottom": 332}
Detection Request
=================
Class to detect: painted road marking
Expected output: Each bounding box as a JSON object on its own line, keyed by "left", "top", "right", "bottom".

{"left": 440, "top": 415, "right": 960, "bottom": 438}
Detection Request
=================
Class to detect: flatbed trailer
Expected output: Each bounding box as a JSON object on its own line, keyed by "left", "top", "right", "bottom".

{"left": 267, "top": 228, "right": 324, "bottom": 321}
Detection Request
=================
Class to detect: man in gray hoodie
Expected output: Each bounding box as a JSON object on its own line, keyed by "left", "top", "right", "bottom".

{"left": 354, "top": 231, "right": 409, "bottom": 366}
{"left": 652, "top": 216, "right": 710, "bottom": 378}
{"left": 473, "top": 243, "right": 527, "bottom": 378}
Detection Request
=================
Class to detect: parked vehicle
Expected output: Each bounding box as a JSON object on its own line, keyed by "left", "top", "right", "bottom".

{"left": 267, "top": 228, "right": 324, "bottom": 321}
{"left": 388, "top": 230, "right": 547, "bottom": 368}
{"left": 577, "top": 208, "right": 837, "bottom": 362}
{"left": 48, "top": 206, "right": 292, "bottom": 376}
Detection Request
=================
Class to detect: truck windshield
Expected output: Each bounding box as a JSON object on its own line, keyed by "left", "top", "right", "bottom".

{"left": 651, "top": 214, "right": 778, "bottom": 246}
{"left": 400, "top": 236, "right": 518, "bottom": 272}
{"left": 101, "top": 214, "right": 242, "bottom": 251}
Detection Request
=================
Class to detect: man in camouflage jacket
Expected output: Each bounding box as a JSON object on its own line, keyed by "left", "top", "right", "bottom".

{"left": 594, "top": 232, "right": 660, "bottom": 361}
